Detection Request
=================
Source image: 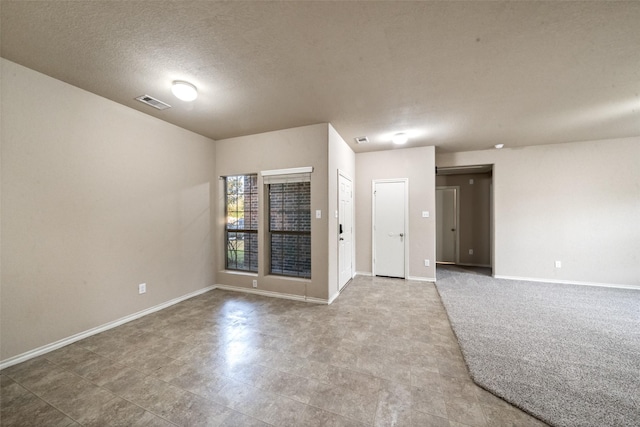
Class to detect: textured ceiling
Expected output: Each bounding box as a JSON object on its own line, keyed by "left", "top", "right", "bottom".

{"left": 2, "top": 1, "right": 639, "bottom": 153}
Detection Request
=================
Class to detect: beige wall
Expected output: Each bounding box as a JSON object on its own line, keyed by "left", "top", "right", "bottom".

{"left": 328, "top": 124, "right": 356, "bottom": 301}
{"left": 214, "top": 124, "right": 330, "bottom": 300}
{"left": 437, "top": 137, "right": 640, "bottom": 286}
{"left": 1, "top": 59, "right": 217, "bottom": 361}
{"left": 355, "top": 146, "right": 436, "bottom": 280}
{"left": 436, "top": 173, "right": 492, "bottom": 266}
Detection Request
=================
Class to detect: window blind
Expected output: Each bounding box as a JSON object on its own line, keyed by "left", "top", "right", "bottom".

{"left": 261, "top": 166, "right": 313, "bottom": 184}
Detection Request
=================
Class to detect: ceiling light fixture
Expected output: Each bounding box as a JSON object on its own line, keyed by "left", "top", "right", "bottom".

{"left": 392, "top": 133, "right": 408, "bottom": 145}
{"left": 494, "top": 143, "right": 505, "bottom": 149}
{"left": 171, "top": 81, "right": 198, "bottom": 102}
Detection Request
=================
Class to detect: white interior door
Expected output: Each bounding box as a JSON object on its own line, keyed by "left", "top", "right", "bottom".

{"left": 338, "top": 174, "right": 353, "bottom": 290}
{"left": 436, "top": 187, "right": 458, "bottom": 263}
{"left": 373, "top": 180, "right": 406, "bottom": 278}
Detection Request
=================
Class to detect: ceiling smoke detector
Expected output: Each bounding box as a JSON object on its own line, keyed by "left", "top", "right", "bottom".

{"left": 136, "top": 95, "right": 171, "bottom": 110}
{"left": 354, "top": 136, "right": 369, "bottom": 144}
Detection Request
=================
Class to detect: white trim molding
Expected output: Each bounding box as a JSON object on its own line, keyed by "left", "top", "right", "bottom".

{"left": 0, "top": 286, "right": 216, "bottom": 370}
{"left": 494, "top": 275, "right": 640, "bottom": 291}
{"left": 408, "top": 276, "right": 437, "bottom": 283}
{"left": 328, "top": 292, "right": 340, "bottom": 305}
{"left": 214, "top": 284, "right": 329, "bottom": 304}
{"left": 355, "top": 271, "right": 373, "bottom": 277}
{"left": 261, "top": 166, "right": 313, "bottom": 177}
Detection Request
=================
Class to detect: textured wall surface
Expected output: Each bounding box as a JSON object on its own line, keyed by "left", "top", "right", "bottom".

{"left": 355, "top": 147, "right": 436, "bottom": 280}
{"left": 437, "top": 138, "right": 640, "bottom": 286}
{"left": 1, "top": 59, "right": 217, "bottom": 361}
{"left": 214, "top": 124, "right": 330, "bottom": 300}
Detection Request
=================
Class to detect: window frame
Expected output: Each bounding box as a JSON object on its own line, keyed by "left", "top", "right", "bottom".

{"left": 224, "top": 174, "right": 258, "bottom": 273}
{"left": 267, "top": 180, "right": 312, "bottom": 279}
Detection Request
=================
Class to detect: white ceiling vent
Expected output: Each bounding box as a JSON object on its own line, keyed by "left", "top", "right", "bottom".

{"left": 354, "top": 136, "right": 369, "bottom": 144}
{"left": 136, "top": 95, "right": 171, "bottom": 110}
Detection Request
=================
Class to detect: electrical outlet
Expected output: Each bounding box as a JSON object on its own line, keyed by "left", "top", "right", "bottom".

{"left": 252, "top": 280, "right": 257, "bottom": 288}
{"left": 424, "top": 259, "right": 430, "bottom": 267}
{"left": 555, "top": 261, "right": 562, "bottom": 268}
{"left": 422, "top": 211, "right": 429, "bottom": 218}
{"left": 469, "top": 249, "right": 474, "bottom": 255}
{"left": 138, "top": 283, "right": 146, "bottom": 294}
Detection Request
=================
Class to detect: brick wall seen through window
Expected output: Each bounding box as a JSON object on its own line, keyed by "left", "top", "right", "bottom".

{"left": 269, "top": 182, "right": 311, "bottom": 278}
{"left": 225, "top": 175, "right": 258, "bottom": 272}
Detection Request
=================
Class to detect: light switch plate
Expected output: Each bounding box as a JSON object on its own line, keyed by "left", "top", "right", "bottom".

{"left": 422, "top": 211, "right": 429, "bottom": 218}
{"left": 316, "top": 210, "right": 321, "bottom": 219}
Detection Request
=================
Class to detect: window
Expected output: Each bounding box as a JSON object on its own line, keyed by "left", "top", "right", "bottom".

{"left": 225, "top": 175, "right": 258, "bottom": 272}
{"left": 268, "top": 181, "right": 311, "bottom": 278}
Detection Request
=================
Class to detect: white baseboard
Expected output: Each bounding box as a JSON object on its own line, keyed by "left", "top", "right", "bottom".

{"left": 355, "top": 272, "right": 436, "bottom": 283}
{"left": 328, "top": 292, "right": 340, "bottom": 305}
{"left": 408, "top": 276, "right": 437, "bottom": 283}
{"left": 214, "top": 284, "right": 329, "bottom": 304}
{"left": 493, "top": 275, "right": 640, "bottom": 291}
{"left": 0, "top": 285, "right": 216, "bottom": 370}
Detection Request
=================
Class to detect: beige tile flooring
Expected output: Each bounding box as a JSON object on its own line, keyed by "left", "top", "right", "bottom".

{"left": 1, "top": 275, "right": 547, "bottom": 426}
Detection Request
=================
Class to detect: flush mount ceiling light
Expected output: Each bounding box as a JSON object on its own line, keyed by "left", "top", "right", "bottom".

{"left": 392, "top": 133, "right": 408, "bottom": 145}
{"left": 171, "top": 81, "right": 198, "bottom": 102}
{"left": 495, "top": 143, "right": 505, "bottom": 149}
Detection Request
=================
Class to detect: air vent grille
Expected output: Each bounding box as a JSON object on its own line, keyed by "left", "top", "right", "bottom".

{"left": 136, "top": 95, "right": 171, "bottom": 110}
{"left": 354, "top": 136, "right": 369, "bottom": 144}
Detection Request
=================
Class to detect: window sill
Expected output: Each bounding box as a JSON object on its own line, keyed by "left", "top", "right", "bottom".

{"left": 221, "top": 270, "right": 258, "bottom": 277}
{"left": 265, "top": 274, "right": 312, "bottom": 283}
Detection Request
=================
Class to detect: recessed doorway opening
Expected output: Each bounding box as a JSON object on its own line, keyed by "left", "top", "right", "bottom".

{"left": 435, "top": 165, "right": 493, "bottom": 276}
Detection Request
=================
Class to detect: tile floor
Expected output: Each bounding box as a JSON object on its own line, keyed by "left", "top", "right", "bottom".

{"left": 1, "top": 275, "right": 547, "bottom": 426}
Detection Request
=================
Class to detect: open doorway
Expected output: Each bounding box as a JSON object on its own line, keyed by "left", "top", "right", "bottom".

{"left": 435, "top": 165, "right": 493, "bottom": 276}
{"left": 436, "top": 186, "right": 459, "bottom": 264}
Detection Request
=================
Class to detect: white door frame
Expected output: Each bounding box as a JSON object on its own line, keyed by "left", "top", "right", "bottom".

{"left": 436, "top": 186, "right": 460, "bottom": 264}
{"left": 490, "top": 178, "right": 495, "bottom": 274}
{"left": 338, "top": 170, "right": 354, "bottom": 291}
{"left": 372, "top": 178, "right": 409, "bottom": 278}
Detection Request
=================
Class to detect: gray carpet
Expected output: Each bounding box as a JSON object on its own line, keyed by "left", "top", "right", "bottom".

{"left": 435, "top": 266, "right": 640, "bottom": 427}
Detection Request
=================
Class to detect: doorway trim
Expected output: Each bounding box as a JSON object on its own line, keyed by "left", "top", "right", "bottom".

{"left": 371, "top": 178, "right": 409, "bottom": 278}
{"left": 337, "top": 170, "right": 354, "bottom": 292}
{"left": 436, "top": 185, "right": 460, "bottom": 265}
{"left": 435, "top": 163, "right": 495, "bottom": 275}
